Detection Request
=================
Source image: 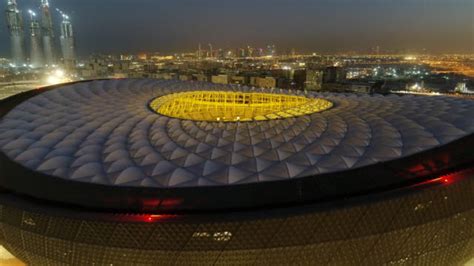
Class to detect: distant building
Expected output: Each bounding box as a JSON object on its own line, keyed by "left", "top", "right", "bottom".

{"left": 276, "top": 77, "right": 290, "bottom": 89}
{"left": 321, "top": 83, "right": 345, "bottom": 92}
{"left": 348, "top": 82, "right": 373, "bottom": 93}
{"left": 217, "top": 49, "right": 225, "bottom": 59}
{"left": 28, "top": 10, "right": 43, "bottom": 68}
{"left": 323, "top": 66, "right": 347, "bottom": 83}
{"left": 112, "top": 61, "right": 130, "bottom": 73}
{"left": 193, "top": 73, "right": 210, "bottom": 82}
{"left": 292, "top": 48, "right": 297, "bottom": 56}
{"left": 229, "top": 76, "right": 247, "bottom": 85}
{"left": 238, "top": 48, "right": 246, "bottom": 58}
{"left": 305, "top": 69, "right": 324, "bottom": 91}
{"left": 41, "top": 0, "right": 55, "bottom": 65}
{"left": 5, "top": 0, "right": 25, "bottom": 65}
{"left": 246, "top": 46, "right": 254, "bottom": 57}
{"left": 455, "top": 82, "right": 474, "bottom": 94}
{"left": 77, "top": 57, "right": 114, "bottom": 78}
{"left": 58, "top": 11, "right": 75, "bottom": 69}
{"left": 150, "top": 72, "right": 177, "bottom": 80}
{"left": 179, "top": 74, "right": 191, "bottom": 81}
{"left": 266, "top": 44, "right": 276, "bottom": 56}
{"left": 251, "top": 76, "right": 276, "bottom": 88}
{"left": 212, "top": 74, "right": 229, "bottom": 84}
{"left": 197, "top": 43, "right": 203, "bottom": 59}
{"left": 292, "top": 69, "right": 306, "bottom": 89}
{"left": 143, "top": 63, "right": 157, "bottom": 73}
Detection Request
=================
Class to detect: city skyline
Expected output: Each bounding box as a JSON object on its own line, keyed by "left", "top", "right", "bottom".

{"left": 1, "top": 0, "right": 473, "bottom": 58}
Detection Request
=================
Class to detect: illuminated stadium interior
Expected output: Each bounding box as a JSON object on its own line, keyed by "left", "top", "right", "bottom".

{"left": 150, "top": 91, "right": 333, "bottom": 121}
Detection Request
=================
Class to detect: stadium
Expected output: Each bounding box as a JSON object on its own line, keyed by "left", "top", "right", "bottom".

{"left": 0, "top": 79, "right": 473, "bottom": 265}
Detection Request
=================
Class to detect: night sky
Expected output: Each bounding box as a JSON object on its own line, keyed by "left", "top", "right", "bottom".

{"left": 0, "top": 0, "right": 473, "bottom": 57}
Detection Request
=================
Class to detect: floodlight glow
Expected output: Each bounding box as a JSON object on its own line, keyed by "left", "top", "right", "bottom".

{"left": 46, "top": 75, "right": 62, "bottom": 85}
{"left": 54, "top": 69, "right": 65, "bottom": 77}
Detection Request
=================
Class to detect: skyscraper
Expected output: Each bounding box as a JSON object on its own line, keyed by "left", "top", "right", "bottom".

{"left": 28, "top": 10, "right": 43, "bottom": 68}
{"left": 208, "top": 43, "right": 213, "bottom": 58}
{"left": 5, "top": 0, "right": 25, "bottom": 65}
{"left": 58, "top": 9, "right": 75, "bottom": 68}
{"left": 197, "top": 43, "right": 202, "bottom": 59}
{"left": 41, "top": 0, "right": 55, "bottom": 66}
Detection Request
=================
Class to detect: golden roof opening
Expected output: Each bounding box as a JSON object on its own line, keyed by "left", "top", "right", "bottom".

{"left": 150, "top": 91, "right": 333, "bottom": 122}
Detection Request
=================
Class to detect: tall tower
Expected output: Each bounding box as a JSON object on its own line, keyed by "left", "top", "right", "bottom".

{"left": 5, "top": 0, "right": 25, "bottom": 65}
{"left": 57, "top": 9, "right": 75, "bottom": 68}
{"left": 197, "top": 43, "right": 202, "bottom": 59}
{"left": 208, "top": 43, "right": 213, "bottom": 58}
{"left": 40, "top": 0, "right": 54, "bottom": 66}
{"left": 28, "top": 10, "right": 43, "bottom": 67}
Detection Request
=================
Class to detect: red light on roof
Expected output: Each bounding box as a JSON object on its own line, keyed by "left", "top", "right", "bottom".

{"left": 114, "top": 213, "right": 178, "bottom": 223}
{"left": 412, "top": 173, "right": 457, "bottom": 188}
{"left": 143, "top": 214, "right": 175, "bottom": 223}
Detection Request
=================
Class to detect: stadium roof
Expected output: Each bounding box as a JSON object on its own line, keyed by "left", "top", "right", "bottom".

{"left": 0, "top": 79, "right": 473, "bottom": 211}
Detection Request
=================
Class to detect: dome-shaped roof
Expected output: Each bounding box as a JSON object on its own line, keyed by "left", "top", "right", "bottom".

{"left": 0, "top": 79, "right": 473, "bottom": 211}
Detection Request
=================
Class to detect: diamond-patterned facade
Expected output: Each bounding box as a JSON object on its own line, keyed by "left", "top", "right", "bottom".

{"left": 0, "top": 79, "right": 473, "bottom": 189}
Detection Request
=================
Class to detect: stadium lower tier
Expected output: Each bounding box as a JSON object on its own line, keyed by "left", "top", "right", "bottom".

{"left": 0, "top": 168, "right": 472, "bottom": 265}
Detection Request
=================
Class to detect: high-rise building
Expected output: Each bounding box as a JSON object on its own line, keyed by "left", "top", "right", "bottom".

{"left": 208, "top": 43, "right": 213, "bottom": 58}
{"left": 246, "top": 45, "right": 254, "bottom": 57}
{"left": 238, "top": 48, "right": 246, "bottom": 58}
{"left": 28, "top": 10, "right": 43, "bottom": 68}
{"left": 197, "top": 43, "right": 202, "bottom": 59}
{"left": 58, "top": 9, "right": 75, "bottom": 68}
{"left": 41, "top": 0, "right": 55, "bottom": 66}
{"left": 217, "top": 49, "right": 225, "bottom": 59}
{"left": 5, "top": 0, "right": 25, "bottom": 65}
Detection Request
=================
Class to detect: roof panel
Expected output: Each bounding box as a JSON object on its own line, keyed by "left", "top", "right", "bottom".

{"left": 0, "top": 79, "right": 473, "bottom": 191}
